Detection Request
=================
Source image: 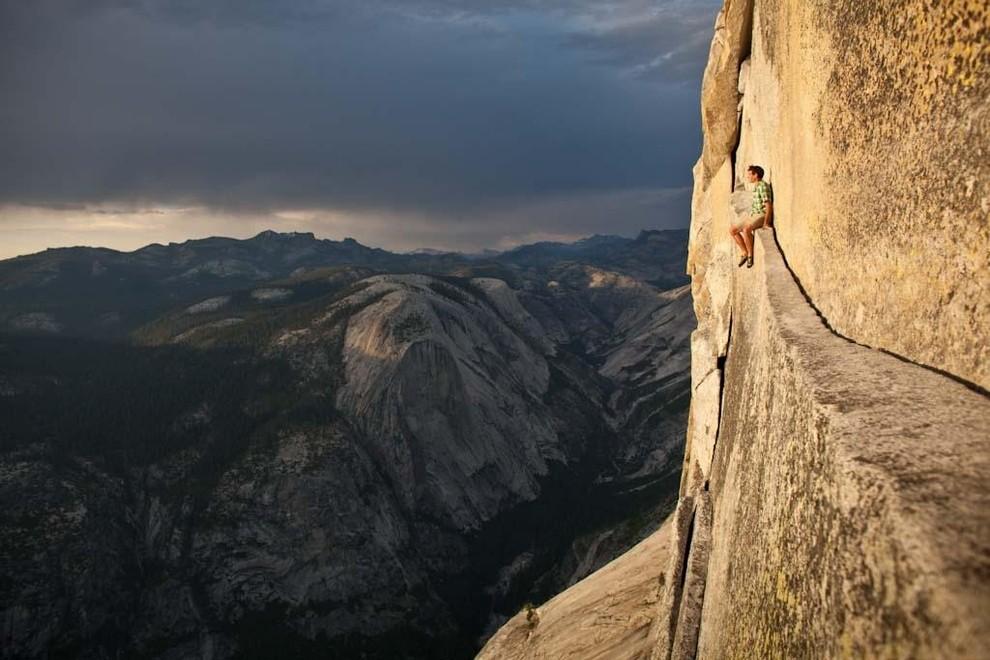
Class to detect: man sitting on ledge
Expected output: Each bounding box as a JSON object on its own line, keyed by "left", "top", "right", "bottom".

{"left": 730, "top": 164, "right": 773, "bottom": 268}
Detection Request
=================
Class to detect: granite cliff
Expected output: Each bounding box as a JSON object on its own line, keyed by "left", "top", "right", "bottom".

{"left": 480, "top": 1, "right": 989, "bottom": 658}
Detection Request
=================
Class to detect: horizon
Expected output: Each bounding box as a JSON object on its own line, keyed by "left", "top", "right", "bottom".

{"left": 0, "top": 1, "right": 717, "bottom": 260}
{"left": 0, "top": 224, "right": 689, "bottom": 262}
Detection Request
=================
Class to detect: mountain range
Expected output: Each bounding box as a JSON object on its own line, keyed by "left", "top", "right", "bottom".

{"left": 0, "top": 229, "right": 693, "bottom": 659}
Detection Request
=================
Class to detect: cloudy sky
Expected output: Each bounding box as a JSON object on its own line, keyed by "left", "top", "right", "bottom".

{"left": 0, "top": 0, "right": 720, "bottom": 258}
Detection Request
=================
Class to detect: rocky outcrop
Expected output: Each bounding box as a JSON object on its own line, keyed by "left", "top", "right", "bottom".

{"left": 737, "top": 0, "right": 989, "bottom": 390}
{"left": 480, "top": 1, "right": 989, "bottom": 658}
{"left": 676, "top": 231, "right": 989, "bottom": 658}
{"left": 672, "top": 0, "right": 990, "bottom": 658}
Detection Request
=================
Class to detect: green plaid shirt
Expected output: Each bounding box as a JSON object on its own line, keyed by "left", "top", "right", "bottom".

{"left": 750, "top": 180, "right": 772, "bottom": 215}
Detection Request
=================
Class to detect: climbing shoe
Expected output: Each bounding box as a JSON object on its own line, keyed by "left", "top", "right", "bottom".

{"left": 738, "top": 254, "right": 748, "bottom": 267}
{"left": 746, "top": 255, "right": 754, "bottom": 268}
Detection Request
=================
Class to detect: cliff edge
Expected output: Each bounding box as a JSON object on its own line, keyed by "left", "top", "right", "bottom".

{"left": 479, "top": 1, "right": 989, "bottom": 658}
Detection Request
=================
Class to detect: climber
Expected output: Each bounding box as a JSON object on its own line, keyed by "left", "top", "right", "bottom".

{"left": 729, "top": 165, "right": 773, "bottom": 268}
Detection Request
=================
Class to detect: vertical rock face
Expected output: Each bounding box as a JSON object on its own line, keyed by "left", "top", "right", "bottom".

{"left": 692, "top": 0, "right": 990, "bottom": 399}
{"left": 687, "top": 232, "right": 989, "bottom": 658}
{"left": 672, "top": 1, "right": 990, "bottom": 659}
{"left": 736, "top": 0, "right": 989, "bottom": 390}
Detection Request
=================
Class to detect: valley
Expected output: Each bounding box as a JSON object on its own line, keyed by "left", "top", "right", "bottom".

{"left": 0, "top": 230, "right": 693, "bottom": 659}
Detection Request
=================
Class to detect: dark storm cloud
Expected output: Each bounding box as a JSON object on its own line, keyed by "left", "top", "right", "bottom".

{"left": 0, "top": 0, "right": 720, "bottom": 249}
{"left": 560, "top": 4, "right": 716, "bottom": 82}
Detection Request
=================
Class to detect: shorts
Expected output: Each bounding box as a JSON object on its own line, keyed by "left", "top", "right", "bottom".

{"left": 733, "top": 213, "right": 766, "bottom": 230}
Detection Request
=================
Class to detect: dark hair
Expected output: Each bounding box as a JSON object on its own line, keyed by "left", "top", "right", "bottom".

{"left": 747, "top": 165, "right": 765, "bottom": 179}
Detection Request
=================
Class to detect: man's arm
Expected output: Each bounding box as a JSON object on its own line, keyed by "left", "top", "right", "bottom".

{"left": 764, "top": 201, "right": 773, "bottom": 228}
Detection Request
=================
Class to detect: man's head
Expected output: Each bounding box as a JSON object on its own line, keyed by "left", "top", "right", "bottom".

{"left": 746, "top": 165, "right": 764, "bottom": 182}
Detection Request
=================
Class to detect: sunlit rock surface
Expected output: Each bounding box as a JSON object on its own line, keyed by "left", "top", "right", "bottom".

{"left": 477, "top": 517, "right": 673, "bottom": 660}
{"left": 738, "top": 0, "right": 989, "bottom": 390}
{"left": 675, "top": 0, "right": 990, "bottom": 657}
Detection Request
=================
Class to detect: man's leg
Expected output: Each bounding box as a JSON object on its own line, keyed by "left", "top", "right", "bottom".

{"left": 742, "top": 215, "right": 765, "bottom": 263}
{"left": 729, "top": 224, "right": 747, "bottom": 255}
